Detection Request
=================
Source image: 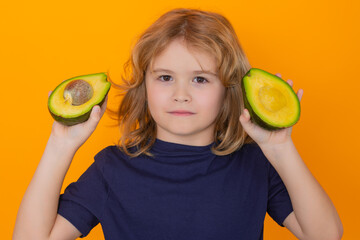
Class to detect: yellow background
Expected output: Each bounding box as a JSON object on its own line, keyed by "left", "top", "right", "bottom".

{"left": 1, "top": 0, "right": 359, "bottom": 239}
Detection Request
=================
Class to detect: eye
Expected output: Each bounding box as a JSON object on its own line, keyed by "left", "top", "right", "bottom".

{"left": 158, "top": 75, "right": 172, "bottom": 82}
{"left": 194, "top": 76, "right": 208, "bottom": 84}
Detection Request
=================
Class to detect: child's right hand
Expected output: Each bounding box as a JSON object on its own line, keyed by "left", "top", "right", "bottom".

{"left": 48, "top": 90, "right": 109, "bottom": 151}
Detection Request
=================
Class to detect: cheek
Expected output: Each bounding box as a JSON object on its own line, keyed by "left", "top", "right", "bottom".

{"left": 197, "top": 88, "right": 225, "bottom": 114}
{"left": 146, "top": 84, "right": 168, "bottom": 113}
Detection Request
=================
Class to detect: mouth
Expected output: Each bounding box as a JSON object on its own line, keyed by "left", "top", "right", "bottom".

{"left": 168, "top": 110, "right": 195, "bottom": 116}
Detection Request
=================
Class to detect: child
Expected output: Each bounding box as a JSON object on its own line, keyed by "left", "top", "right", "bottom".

{"left": 14, "top": 8, "right": 343, "bottom": 240}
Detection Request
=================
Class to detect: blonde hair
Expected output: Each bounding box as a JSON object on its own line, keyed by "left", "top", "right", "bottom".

{"left": 108, "top": 8, "right": 254, "bottom": 157}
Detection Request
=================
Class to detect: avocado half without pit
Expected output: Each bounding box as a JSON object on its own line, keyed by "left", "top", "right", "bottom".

{"left": 48, "top": 73, "right": 111, "bottom": 126}
{"left": 242, "top": 68, "right": 300, "bottom": 130}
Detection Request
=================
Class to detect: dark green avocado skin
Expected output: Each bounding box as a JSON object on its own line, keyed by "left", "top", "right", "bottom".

{"left": 48, "top": 90, "right": 109, "bottom": 126}
{"left": 242, "top": 68, "right": 284, "bottom": 131}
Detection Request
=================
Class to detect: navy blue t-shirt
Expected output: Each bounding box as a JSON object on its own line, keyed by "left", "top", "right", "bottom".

{"left": 58, "top": 139, "right": 293, "bottom": 240}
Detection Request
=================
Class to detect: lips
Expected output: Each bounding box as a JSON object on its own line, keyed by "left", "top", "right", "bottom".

{"left": 168, "top": 110, "right": 195, "bottom": 116}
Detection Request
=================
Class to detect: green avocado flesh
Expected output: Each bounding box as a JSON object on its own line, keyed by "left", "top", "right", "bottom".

{"left": 242, "top": 68, "right": 300, "bottom": 130}
{"left": 48, "top": 73, "right": 111, "bottom": 126}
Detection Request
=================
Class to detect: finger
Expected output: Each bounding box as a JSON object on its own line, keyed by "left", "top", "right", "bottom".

{"left": 275, "top": 73, "right": 294, "bottom": 87}
{"left": 95, "top": 95, "right": 108, "bottom": 120}
{"left": 285, "top": 126, "right": 293, "bottom": 137}
{"left": 287, "top": 79, "right": 293, "bottom": 87}
{"left": 89, "top": 95, "right": 109, "bottom": 124}
{"left": 239, "top": 109, "right": 258, "bottom": 137}
{"left": 85, "top": 105, "right": 101, "bottom": 129}
{"left": 100, "top": 94, "right": 109, "bottom": 115}
{"left": 48, "top": 91, "right": 52, "bottom": 97}
{"left": 240, "top": 108, "right": 251, "bottom": 121}
{"left": 297, "top": 89, "right": 304, "bottom": 101}
{"left": 239, "top": 109, "right": 252, "bottom": 128}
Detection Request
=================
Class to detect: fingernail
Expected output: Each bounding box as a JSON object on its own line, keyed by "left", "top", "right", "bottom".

{"left": 244, "top": 109, "right": 249, "bottom": 118}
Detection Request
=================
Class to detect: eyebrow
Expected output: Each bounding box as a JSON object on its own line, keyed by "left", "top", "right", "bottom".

{"left": 152, "top": 68, "right": 218, "bottom": 77}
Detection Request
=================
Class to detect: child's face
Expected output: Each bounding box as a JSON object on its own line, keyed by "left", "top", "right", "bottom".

{"left": 145, "top": 38, "right": 226, "bottom": 146}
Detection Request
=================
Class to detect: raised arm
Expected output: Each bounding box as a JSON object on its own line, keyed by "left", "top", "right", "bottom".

{"left": 13, "top": 92, "right": 108, "bottom": 240}
{"left": 239, "top": 74, "right": 343, "bottom": 240}
{"left": 261, "top": 140, "right": 343, "bottom": 240}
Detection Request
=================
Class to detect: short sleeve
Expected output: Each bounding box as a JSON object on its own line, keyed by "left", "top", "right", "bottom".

{"left": 57, "top": 149, "right": 110, "bottom": 238}
{"left": 267, "top": 163, "right": 294, "bottom": 227}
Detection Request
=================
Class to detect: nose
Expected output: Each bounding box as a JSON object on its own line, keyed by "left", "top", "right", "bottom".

{"left": 172, "top": 82, "right": 191, "bottom": 103}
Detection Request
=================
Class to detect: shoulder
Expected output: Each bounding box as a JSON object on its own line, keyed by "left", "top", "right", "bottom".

{"left": 94, "top": 145, "right": 124, "bottom": 160}
{"left": 239, "top": 143, "right": 286, "bottom": 182}
{"left": 95, "top": 144, "right": 135, "bottom": 160}
{"left": 231, "top": 142, "right": 271, "bottom": 170}
{"left": 87, "top": 145, "right": 136, "bottom": 184}
{"left": 236, "top": 142, "right": 269, "bottom": 161}
{"left": 92, "top": 145, "right": 131, "bottom": 172}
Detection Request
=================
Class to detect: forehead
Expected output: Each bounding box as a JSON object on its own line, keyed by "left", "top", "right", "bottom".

{"left": 149, "top": 38, "right": 217, "bottom": 74}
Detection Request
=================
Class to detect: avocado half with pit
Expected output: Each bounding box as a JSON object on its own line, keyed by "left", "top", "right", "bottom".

{"left": 242, "top": 68, "right": 300, "bottom": 130}
{"left": 48, "top": 73, "right": 111, "bottom": 126}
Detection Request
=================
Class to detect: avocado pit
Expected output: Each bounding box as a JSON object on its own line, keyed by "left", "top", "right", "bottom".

{"left": 63, "top": 79, "right": 93, "bottom": 106}
{"left": 258, "top": 85, "right": 287, "bottom": 112}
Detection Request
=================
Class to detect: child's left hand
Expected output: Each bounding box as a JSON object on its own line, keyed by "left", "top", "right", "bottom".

{"left": 239, "top": 73, "right": 303, "bottom": 149}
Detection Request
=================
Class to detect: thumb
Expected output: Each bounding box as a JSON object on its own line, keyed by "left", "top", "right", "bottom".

{"left": 89, "top": 105, "right": 101, "bottom": 125}
{"left": 239, "top": 109, "right": 253, "bottom": 133}
{"left": 239, "top": 108, "right": 251, "bottom": 123}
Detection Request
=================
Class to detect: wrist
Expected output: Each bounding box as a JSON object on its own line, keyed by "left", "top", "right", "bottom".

{"left": 37, "top": 134, "right": 78, "bottom": 178}
{"left": 48, "top": 133, "right": 79, "bottom": 156}
{"left": 259, "top": 139, "right": 295, "bottom": 163}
